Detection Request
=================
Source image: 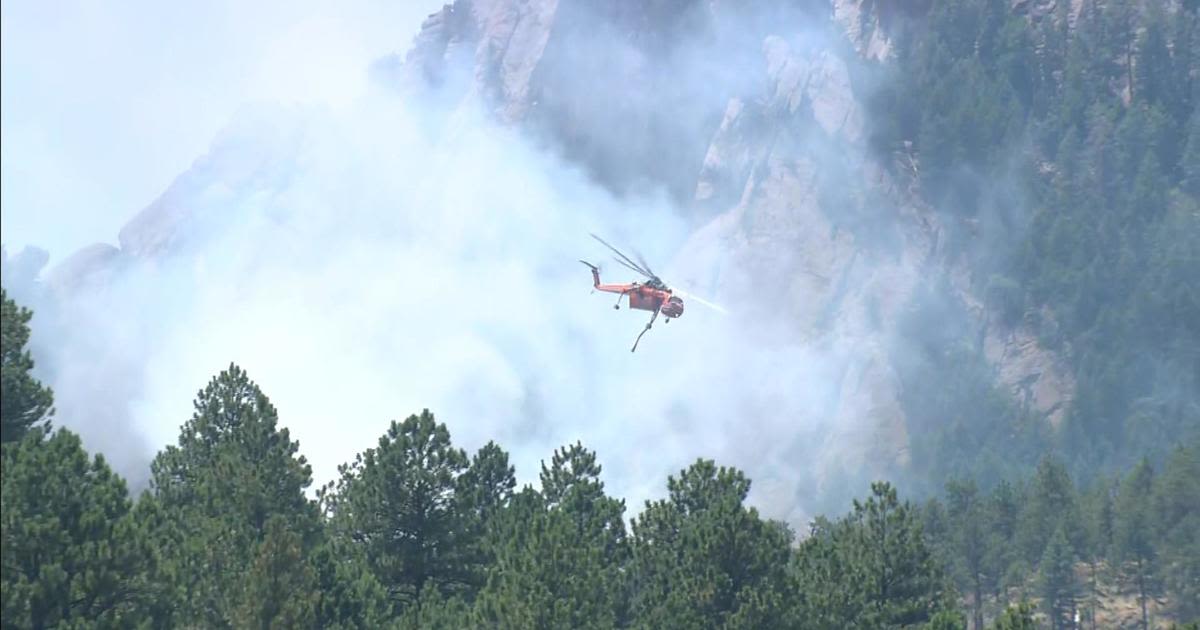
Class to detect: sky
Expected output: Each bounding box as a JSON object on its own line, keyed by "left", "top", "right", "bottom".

{"left": 1, "top": 0, "right": 445, "bottom": 261}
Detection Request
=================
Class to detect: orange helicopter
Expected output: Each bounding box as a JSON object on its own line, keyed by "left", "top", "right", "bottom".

{"left": 580, "top": 233, "right": 725, "bottom": 352}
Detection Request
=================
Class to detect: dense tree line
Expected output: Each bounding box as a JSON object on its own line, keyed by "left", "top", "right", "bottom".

{"left": 3, "top": 290, "right": 1197, "bottom": 628}
{"left": 863, "top": 0, "right": 1200, "bottom": 492}
{"left": 923, "top": 452, "right": 1200, "bottom": 629}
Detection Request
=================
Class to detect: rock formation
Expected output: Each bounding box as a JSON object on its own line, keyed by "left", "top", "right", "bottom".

{"left": 36, "top": 0, "right": 1078, "bottom": 506}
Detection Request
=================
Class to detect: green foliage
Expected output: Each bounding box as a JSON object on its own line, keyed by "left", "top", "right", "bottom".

{"left": 474, "top": 444, "right": 629, "bottom": 629}
{"left": 309, "top": 540, "right": 393, "bottom": 630}
{"left": 878, "top": 0, "right": 1200, "bottom": 493}
{"left": 943, "top": 479, "right": 992, "bottom": 629}
{"left": 1037, "top": 526, "right": 1077, "bottom": 630}
{"left": 1, "top": 428, "right": 147, "bottom": 628}
{"left": 1115, "top": 458, "right": 1158, "bottom": 628}
{"left": 988, "top": 602, "right": 1038, "bottom": 630}
{"left": 1017, "top": 456, "right": 1082, "bottom": 564}
{"left": 1, "top": 297, "right": 1195, "bottom": 627}
{"left": 795, "top": 481, "right": 953, "bottom": 628}
{"left": 232, "top": 516, "right": 320, "bottom": 629}
{"left": 893, "top": 279, "right": 1047, "bottom": 491}
{"left": 0, "top": 288, "right": 53, "bottom": 445}
{"left": 630, "top": 459, "right": 794, "bottom": 629}
{"left": 141, "top": 363, "right": 323, "bottom": 627}
{"left": 458, "top": 440, "right": 517, "bottom": 527}
{"left": 395, "top": 584, "right": 469, "bottom": 629}
{"left": 923, "top": 609, "right": 967, "bottom": 630}
{"left": 321, "top": 410, "right": 478, "bottom": 608}
{"left": 1156, "top": 442, "right": 1200, "bottom": 620}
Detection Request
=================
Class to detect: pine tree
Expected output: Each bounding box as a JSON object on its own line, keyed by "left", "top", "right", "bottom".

{"left": 1133, "top": 4, "right": 1177, "bottom": 116}
{"left": 945, "top": 479, "right": 991, "bottom": 629}
{"left": 630, "top": 459, "right": 794, "bottom": 629}
{"left": 989, "top": 602, "right": 1038, "bottom": 630}
{"left": 1080, "top": 478, "right": 1116, "bottom": 629}
{"left": 987, "top": 479, "right": 1023, "bottom": 606}
{"left": 1038, "top": 525, "right": 1077, "bottom": 630}
{"left": 458, "top": 440, "right": 516, "bottom": 526}
{"left": 455, "top": 440, "right": 516, "bottom": 592}
{"left": 1114, "top": 458, "right": 1157, "bottom": 630}
{"left": 1182, "top": 109, "right": 1200, "bottom": 197}
{"left": 142, "top": 363, "right": 322, "bottom": 627}
{"left": 0, "top": 428, "right": 148, "bottom": 627}
{"left": 474, "top": 444, "right": 629, "bottom": 629}
{"left": 396, "top": 583, "right": 470, "bottom": 629}
{"left": 322, "top": 409, "right": 476, "bottom": 608}
{"left": 796, "top": 481, "right": 956, "bottom": 628}
{"left": 1154, "top": 442, "right": 1200, "bottom": 620}
{"left": 1017, "top": 456, "right": 1080, "bottom": 564}
{"left": 0, "top": 289, "right": 53, "bottom": 445}
{"left": 233, "top": 516, "right": 320, "bottom": 629}
{"left": 309, "top": 540, "right": 393, "bottom": 629}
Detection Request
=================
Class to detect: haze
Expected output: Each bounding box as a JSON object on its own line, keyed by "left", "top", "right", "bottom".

{"left": 2, "top": 0, "right": 879, "bottom": 526}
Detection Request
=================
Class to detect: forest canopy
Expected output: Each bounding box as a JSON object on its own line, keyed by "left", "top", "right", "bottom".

{"left": 2, "top": 289, "right": 1197, "bottom": 628}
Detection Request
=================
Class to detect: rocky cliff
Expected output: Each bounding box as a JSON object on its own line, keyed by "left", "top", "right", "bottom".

{"left": 370, "top": 0, "right": 1075, "bottom": 489}
{"left": 33, "top": 0, "right": 1077, "bottom": 508}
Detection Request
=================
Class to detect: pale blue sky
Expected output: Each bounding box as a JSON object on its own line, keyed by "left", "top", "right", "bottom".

{"left": 1, "top": 0, "right": 444, "bottom": 263}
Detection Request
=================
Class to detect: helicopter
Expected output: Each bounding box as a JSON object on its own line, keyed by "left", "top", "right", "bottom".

{"left": 580, "top": 233, "right": 726, "bottom": 352}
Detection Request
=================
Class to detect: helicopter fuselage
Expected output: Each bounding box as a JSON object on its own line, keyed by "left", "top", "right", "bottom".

{"left": 585, "top": 264, "right": 684, "bottom": 318}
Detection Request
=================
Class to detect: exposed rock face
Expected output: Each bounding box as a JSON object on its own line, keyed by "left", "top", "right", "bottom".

{"left": 41, "top": 0, "right": 1078, "bottom": 506}
{"left": 983, "top": 323, "right": 1074, "bottom": 428}
{"left": 390, "top": 0, "right": 817, "bottom": 201}
{"left": 670, "top": 32, "right": 932, "bottom": 487}
{"left": 666, "top": 26, "right": 1074, "bottom": 488}
{"left": 831, "top": 0, "right": 895, "bottom": 61}
{"left": 45, "top": 244, "right": 124, "bottom": 294}
{"left": 117, "top": 106, "right": 309, "bottom": 260}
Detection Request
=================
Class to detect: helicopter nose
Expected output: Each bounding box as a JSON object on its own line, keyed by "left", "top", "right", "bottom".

{"left": 661, "top": 297, "right": 684, "bottom": 318}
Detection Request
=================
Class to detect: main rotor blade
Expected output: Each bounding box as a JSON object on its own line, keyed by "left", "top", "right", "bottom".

{"left": 590, "top": 233, "right": 652, "bottom": 278}
{"left": 632, "top": 248, "right": 657, "bottom": 279}
{"left": 612, "top": 256, "right": 650, "bottom": 278}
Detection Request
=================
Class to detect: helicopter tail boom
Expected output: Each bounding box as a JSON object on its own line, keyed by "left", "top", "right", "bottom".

{"left": 579, "top": 260, "right": 601, "bottom": 287}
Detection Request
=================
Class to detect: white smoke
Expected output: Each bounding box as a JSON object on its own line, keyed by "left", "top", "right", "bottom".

{"left": 4, "top": 0, "right": 886, "bottom": 526}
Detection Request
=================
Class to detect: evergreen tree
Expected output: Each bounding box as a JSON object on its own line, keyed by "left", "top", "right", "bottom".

{"left": 233, "top": 516, "right": 320, "bottom": 629}
{"left": 322, "top": 409, "right": 475, "bottom": 608}
{"left": 1037, "top": 525, "right": 1078, "bottom": 630}
{"left": 0, "top": 288, "right": 53, "bottom": 445}
{"left": 989, "top": 602, "right": 1038, "bottom": 630}
{"left": 1017, "top": 456, "right": 1080, "bottom": 564}
{"left": 794, "top": 481, "right": 952, "bottom": 628}
{"left": 309, "top": 540, "right": 393, "bottom": 629}
{"left": 0, "top": 428, "right": 147, "bottom": 628}
{"left": 944, "top": 479, "right": 991, "bottom": 629}
{"left": 455, "top": 440, "right": 517, "bottom": 592}
{"left": 1114, "top": 458, "right": 1157, "bottom": 630}
{"left": 458, "top": 440, "right": 516, "bottom": 526}
{"left": 987, "top": 479, "right": 1023, "bottom": 606}
{"left": 1079, "top": 478, "right": 1116, "bottom": 629}
{"left": 1133, "top": 4, "right": 1176, "bottom": 115}
{"left": 631, "top": 459, "right": 794, "bottom": 629}
{"left": 474, "top": 444, "right": 629, "bottom": 629}
{"left": 142, "top": 363, "right": 323, "bottom": 627}
{"left": 396, "top": 583, "right": 470, "bottom": 630}
{"left": 1182, "top": 109, "right": 1200, "bottom": 197}
{"left": 1154, "top": 442, "right": 1200, "bottom": 620}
